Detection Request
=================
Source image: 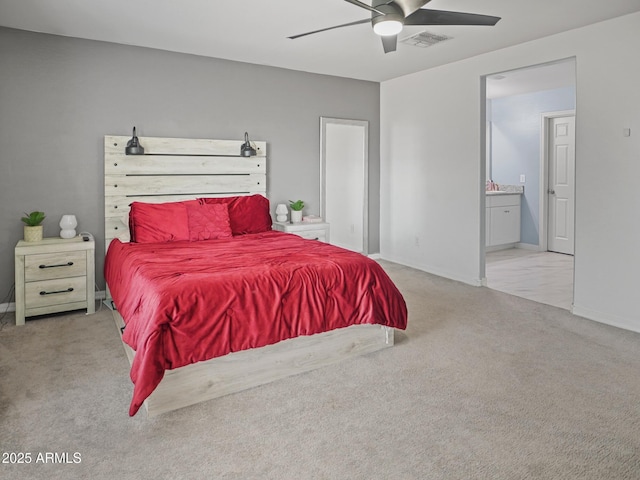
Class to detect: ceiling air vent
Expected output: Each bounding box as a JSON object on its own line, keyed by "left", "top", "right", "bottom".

{"left": 400, "top": 31, "right": 452, "bottom": 48}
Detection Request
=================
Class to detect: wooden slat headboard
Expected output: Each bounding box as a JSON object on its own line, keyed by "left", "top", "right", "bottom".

{"left": 104, "top": 135, "right": 267, "bottom": 248}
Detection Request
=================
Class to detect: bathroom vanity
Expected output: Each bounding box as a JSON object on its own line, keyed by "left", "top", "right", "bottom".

{"left": 486, "top": 192, "right": 521, "bottom": 248}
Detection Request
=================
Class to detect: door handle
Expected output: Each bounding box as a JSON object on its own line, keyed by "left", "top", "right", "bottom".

{"left": 548, "top": 189, "right": 556, "bottom": 194}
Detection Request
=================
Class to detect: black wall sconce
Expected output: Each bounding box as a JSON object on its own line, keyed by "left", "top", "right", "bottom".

{"left": 125, "top": 127, "right": 145, "bottom": 155}
{"left": 240, "top": 132, "right": 257, "bottom": 157}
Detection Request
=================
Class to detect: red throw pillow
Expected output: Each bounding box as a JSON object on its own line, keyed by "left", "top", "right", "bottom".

{"left": 186, "top": 203, "right": 233, "bottom": 241}
{"left": 129, "top": 200, "right": 197, "bottom": 243}
{"left": 200, "top": 194, "right": 272, "bottom": 235}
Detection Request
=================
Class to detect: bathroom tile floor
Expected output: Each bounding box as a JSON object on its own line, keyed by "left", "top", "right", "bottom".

{"left": 485, "top": 248, "right": 574, "bottom": 310}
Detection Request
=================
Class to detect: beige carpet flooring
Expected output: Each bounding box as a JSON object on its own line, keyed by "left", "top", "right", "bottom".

{"left": 1, "top": 261, "right": 639, "bottom": 479}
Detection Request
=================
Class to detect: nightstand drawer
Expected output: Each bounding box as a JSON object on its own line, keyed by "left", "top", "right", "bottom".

{"left": 25, "top": 276, "right": 87, "bottom": 309}
{"left": 296, "top": 229, "right": 327, "bottom": 241}
{"left": 273, "top": 221, "right": 330, "bottom": 243}
{"left": 25, "top": 251, "right": 87, "bottom": 281}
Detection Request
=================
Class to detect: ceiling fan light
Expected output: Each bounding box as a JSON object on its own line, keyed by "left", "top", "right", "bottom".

{"left": 373, "top": 19, "right": 403, "bottom": 36}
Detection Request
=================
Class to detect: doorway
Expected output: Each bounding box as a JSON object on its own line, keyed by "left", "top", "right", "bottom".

{"left": 482, "top": 59, "right": 576, "bottom": 310}
{"left": 320, "top": 117, "right": 369, "bottom": 254}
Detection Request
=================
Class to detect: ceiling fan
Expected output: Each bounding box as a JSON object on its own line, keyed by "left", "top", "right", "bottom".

{"left": 289, "top": 0, "right": 501, "bottom": 53}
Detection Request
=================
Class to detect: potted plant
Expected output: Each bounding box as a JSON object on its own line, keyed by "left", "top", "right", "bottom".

{"left": 289, "top": 200, "right": 304, "bottom": 223}
{"left": 21, "top": 211, "right": 46, "bottom": 242}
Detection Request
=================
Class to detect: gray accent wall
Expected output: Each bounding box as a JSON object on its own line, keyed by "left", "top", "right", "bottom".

{"left": 0, "top": 27, "right": 380, "bottom": 299}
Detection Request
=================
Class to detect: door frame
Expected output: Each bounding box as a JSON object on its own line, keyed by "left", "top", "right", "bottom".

{"left": 319, "top": 117, "right": 369, "bottom": 255}
{"left": 539, "top": 110, "right": 575, "bottom": 252}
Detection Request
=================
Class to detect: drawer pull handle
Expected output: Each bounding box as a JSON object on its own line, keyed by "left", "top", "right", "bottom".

{"left": 40, "top": 287, "right": 74, "bottom": 296}
{"left": 39, "top": 262, "right": 73, "bottom": 269}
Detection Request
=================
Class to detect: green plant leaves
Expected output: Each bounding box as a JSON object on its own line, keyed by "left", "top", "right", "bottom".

{"left": 288, "top": 200, "right": 304, "bottom": 211}
{"left": 21, "top": 211, "right": 46, "bottom": 226}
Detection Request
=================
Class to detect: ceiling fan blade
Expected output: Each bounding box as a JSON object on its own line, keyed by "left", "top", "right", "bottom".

{"left": 405, "top": 9, "right": 501, "bottom": 27}
{"left": 343, "top": 0, "right": 386, "bottom": 15}
{"left": 392, "top": 0, "right": 432, "bottom": 17}
{"left": 381, "top": 35, "right": 398, "bottom": 53}
{"left": 288, "top": 18, "right": 370, "bottom": 40}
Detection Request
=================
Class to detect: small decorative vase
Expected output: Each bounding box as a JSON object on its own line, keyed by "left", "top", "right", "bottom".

{"left": 24, "top": 225, "right": 43, "bottom": 242}
{"left": 59, "top": 214, "right": 78, "bottom": 239}
{"left": 290, "top": 210, "right": 303, "bottom": 223}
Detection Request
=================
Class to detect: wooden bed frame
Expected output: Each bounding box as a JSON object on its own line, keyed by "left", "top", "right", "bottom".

{"left": 104, "top": 134, "right": 394, "bottom": 416}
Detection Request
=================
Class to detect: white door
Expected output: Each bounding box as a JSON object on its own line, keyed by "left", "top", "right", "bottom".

{"left": 320, "top": 118, "right": 368, "bottom": 254}
{"left": 547, "top": 115, "right": 575, "bottom": 255}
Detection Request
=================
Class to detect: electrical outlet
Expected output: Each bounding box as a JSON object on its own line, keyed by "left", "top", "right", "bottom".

{"left": 414, "top": 236, "right": 420, "bottom": 247}
{"left": 520, "top": 174, "right": 526, "bottom": 183}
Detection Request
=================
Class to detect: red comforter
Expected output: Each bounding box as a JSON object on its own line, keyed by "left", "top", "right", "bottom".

{"left": 104, "top": 231, "right": 407, "bottom": 416}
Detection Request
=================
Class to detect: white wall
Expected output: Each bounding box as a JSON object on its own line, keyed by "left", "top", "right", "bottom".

{"left": 380, "top": 13, "right": 640, "bottom": 332}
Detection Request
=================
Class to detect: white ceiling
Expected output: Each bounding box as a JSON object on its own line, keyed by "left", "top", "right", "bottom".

{"left": 0, "top": 0, "right": 638, "bottom": 83}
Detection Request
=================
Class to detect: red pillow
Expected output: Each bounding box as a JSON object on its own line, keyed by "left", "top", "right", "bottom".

{"left": 186, "top": 203, "right": 232, "bottom": 241}
{"left": 129, "top": 200, "right": 197, "bottom": 243}
{"left": 200, "top": 194, "right": 272, "bottom": 235}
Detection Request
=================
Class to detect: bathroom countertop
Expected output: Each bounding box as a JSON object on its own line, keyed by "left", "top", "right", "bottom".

{"left": 486, "top": 190, "right": 523, "bottom": 195}
{"left": 486, "top": 184, "right": 524, "bottom": 195}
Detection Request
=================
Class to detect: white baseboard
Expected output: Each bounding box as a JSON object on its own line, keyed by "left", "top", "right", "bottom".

{"left": 515, "top": 242, "right": 542, "bottom": 251}
{"left": 572, "top": 304, "right": 640, "bottom": 334}
{"left": 373, "top": 256, "right": 640, "bottom": 336}
{"left": 0, "top": 302, "right": 16, "bottom": 313}
{"left": 368, "top": 253, "right": 381, "bottom": 260}
{"left": 485, "top": 243, "right": 516, "bottom": 252}
{"left": 380, "top": 254, "right": 483, "bottom": 287}
{"left": 486, "top": 242, "right": 541, "bottom": 252}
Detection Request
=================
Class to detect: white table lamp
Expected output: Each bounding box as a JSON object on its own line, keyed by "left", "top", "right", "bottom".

{"left": 59, "top": 214, "right": 78, "bottom": 239}
{"left": 275, "top": 204, "right": 288, "bottom": 223}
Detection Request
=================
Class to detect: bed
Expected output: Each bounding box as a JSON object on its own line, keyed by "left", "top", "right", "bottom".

{"left": 104, "top": 135, "right": 408, "bottom": 417}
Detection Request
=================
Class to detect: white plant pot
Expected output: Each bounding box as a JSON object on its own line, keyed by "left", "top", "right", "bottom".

{"left": 290, "top": 210, "right": 303, "bottom": 223}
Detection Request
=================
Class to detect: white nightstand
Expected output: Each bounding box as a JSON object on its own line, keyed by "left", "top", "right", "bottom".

{"left": 273, "top": 222, "right": 330, "bottom": 243}
{"left": 14, "top": 236, "right": 95, "bottom": 326}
